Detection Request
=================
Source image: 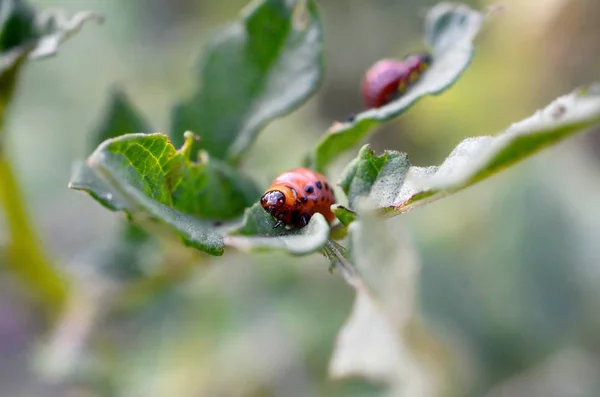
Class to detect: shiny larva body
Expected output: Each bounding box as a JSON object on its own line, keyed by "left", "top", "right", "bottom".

{"left": 361, "top": 52, "right": 432, "bottom": 109}
{"left": 261, "top": 167, "right": 336, "bottom": 228}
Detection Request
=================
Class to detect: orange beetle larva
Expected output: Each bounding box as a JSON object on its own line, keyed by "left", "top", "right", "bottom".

{"left": 260, "top": 167, "right": 336, "bottom": 229}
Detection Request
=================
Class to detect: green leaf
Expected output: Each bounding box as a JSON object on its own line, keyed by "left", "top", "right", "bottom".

{"left": 0, "top": 0, "right": 38, "bottom": 133}
{"left": 0, "top": 0, "right": 102, "bottom": 145}
{"left": 0, "top": 46, "right": 29, "bottom": 135}
{"left": 69, "top": 132, "right": 263, "bottom": 255}
{"left": 91, "top": 88, "right": 151, "bottom": 150}
{"left": 0, "top": 0, "right": 36, "bottom": 53}
{"left": 93, "top": 132, "right": 259, "bottom": 219}
{"left": 308, "top": 3, "right": 485, "bottom": 172}
{"left": 72, "top": 163, "right": 226, "bottom": 256}
{"left": 331, "top": 204, "right": 356, "bottom": 227}
{"left": 170, "top": 0, "right": 323, "bottom": 163}
{"left": 340, "top": 84, "right": 600, "bottom": 219}
{"left": 68, "top": 160, "right": 129, "bottom": 212}
{"left": 0, "top": 0, "right": 101, "bottom": 60}
{"left": 339, "top": 145, "right": 411, "bottom": 210}
{"left": 224, "top": 203, "right": 330, "bottom": 255}
{"left": 73, "top": 87, "right": 152, "bottom": 210}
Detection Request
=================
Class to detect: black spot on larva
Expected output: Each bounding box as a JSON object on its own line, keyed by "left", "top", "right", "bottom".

{"left": 301, "top": 196, "right": 308, "bottom": 203}
{"left": 291, "top": 210, "right": 301, "bottom": 225}
{"left": 315, "top": 181, "right": 323, "bottom": 190}
{"left": 295, "top": 199, "right": 302, "bottom": 206}
{"left": 324, "top": 182, "right": 330, "bottom": 191}
{"left": 305, "top": 185, "right": 314, "bottom": 194}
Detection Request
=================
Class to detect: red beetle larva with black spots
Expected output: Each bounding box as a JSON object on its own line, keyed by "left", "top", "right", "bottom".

{"left": 261, "top": 167, "right": 336, "bottom": 229}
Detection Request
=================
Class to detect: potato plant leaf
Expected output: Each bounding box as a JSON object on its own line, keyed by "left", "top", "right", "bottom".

{"left": 0, "top": 0, "right": 99, "bottom": 142}
{"left": 224, "top": 203, "right": 330, "bottom": 255}
{"left": 82, "top": 88, "right": 159, "bottom": 280}
{"left": 332, "top": 204, "right": 356, "bottom": 227}
{"left": 0, "top": 0, "right": 101, "bottom": 60}
{"left": 170, "top": 0, "right": 323, "bottom": 163}
{"left": 69, "top": 132, "right": 263, "bottom": 255}
{"left": 0, "top": 47, "right": 28, "bottom": 138}
{"left": 339, "top": 146, "right": 411, "bottom": 210}
{"left": 0, "top": 0, "right": 37, "bottom": 54}
{"left": 340, "top": 84, "right": 600, "bottom": 219}
{"left": 308, "top": 2, "right": 485, "bottom": 172}
{"left": 69, "top": 160, "right": 129, "bottom": 212}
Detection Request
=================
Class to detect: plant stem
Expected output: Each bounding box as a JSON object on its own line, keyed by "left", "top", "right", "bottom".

{"left": 0, "top": 153, "right": 67, "bottom": 317}
{"left": 324, "top": 240, "right": 361, "bottom": 288}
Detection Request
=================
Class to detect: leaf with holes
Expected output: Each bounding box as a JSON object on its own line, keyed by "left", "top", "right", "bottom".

{"left": 170, "top": 0, "right": 323, "bottom": 163}
{"left": 308, "top": 3, "right": 485, "bottom": 172}
{"left": 339, "top": 84, "right": 600, "bottom": 220}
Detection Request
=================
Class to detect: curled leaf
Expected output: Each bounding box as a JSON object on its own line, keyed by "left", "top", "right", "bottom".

{"left": 224, "top": 204, "right": 330, "bottom": 255}
{"left": 339, "top": 85, "right": 600, "bottom": 220}
{"left": 30, "top": 9, "right": 103, "bottom": 59}
{"left": 308, "top": 3, "right": 486, "bottom": 172}
{"left": 69, "top": 133, "right": 262, "bottom": 255}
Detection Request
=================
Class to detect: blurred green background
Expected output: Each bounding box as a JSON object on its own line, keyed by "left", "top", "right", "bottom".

{"left": 2, "top": 0, "right": 600, "bottom": 396}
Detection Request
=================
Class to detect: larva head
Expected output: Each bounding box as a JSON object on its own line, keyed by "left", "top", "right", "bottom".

{"left": 361, "top": 58, "right": 409, "bottom": 109}
{"left": 261, "top": 189, "right": 285, "bottom": 212}
{"left": 261, "top": 189, "right": 288, "bottom": 220}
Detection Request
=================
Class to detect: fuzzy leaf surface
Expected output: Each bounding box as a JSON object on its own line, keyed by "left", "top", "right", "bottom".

{"left": 329, "top": 205, "right": 441, "bottom": 396}
{"left": 224, "top": 203, "right": 330, "bottom": 255}
{"left": 339, "top": 85, "right": 600, "bottom": 219}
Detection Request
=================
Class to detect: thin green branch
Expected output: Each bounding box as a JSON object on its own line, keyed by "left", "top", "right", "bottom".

{"left": 0, "top": 153, "right": 67, "bottom": 317}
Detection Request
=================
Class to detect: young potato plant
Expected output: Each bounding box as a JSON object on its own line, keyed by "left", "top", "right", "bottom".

{"left": 61, "top": 0, "right": 600, "bottom": 393}
{"left": 71, "top": 0, "right": 600, "bottom": 261}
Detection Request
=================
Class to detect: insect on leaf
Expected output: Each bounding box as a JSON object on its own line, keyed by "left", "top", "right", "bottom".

{"left": 308, "top": 3, "right": 485, "bottom": 172}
